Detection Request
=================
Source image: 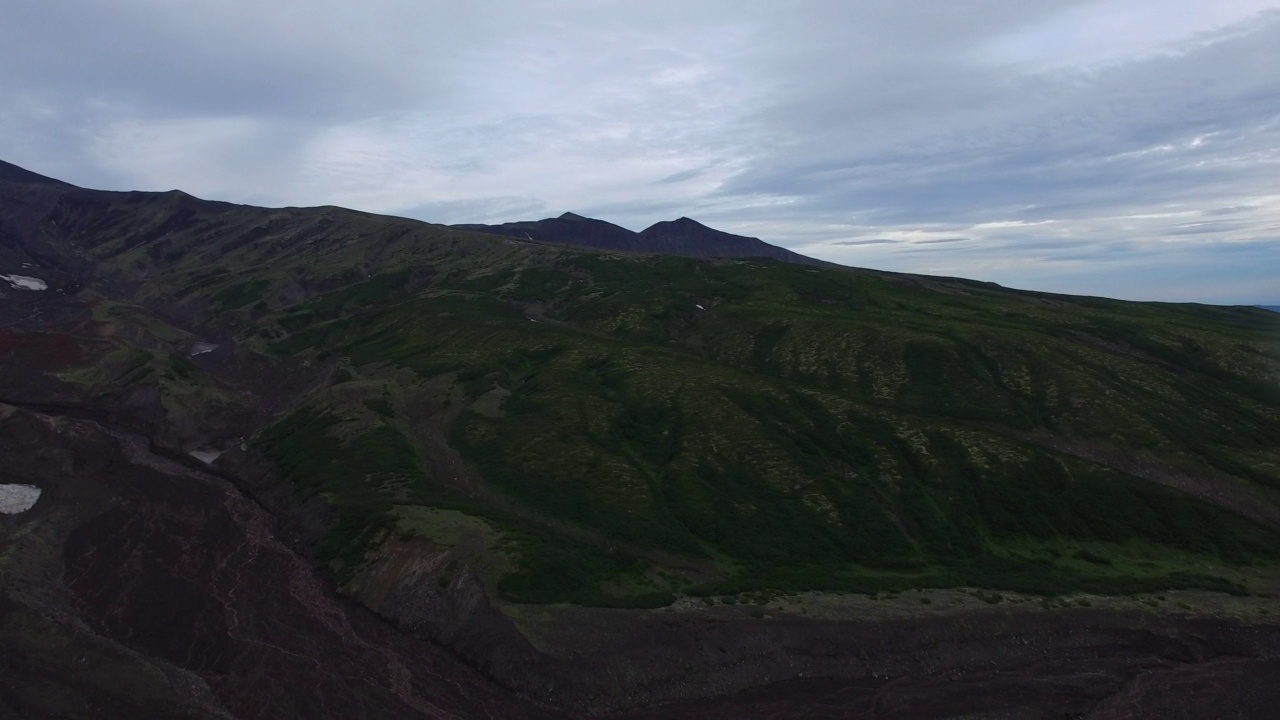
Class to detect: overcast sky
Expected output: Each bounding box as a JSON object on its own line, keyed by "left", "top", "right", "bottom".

{"left": 3, "top": 1, "right": 1278, "bottom": 303}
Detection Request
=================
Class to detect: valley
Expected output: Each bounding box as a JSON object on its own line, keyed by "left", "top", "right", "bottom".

{"left": 2, "top": 159, "right": 1279, "bottom": 718}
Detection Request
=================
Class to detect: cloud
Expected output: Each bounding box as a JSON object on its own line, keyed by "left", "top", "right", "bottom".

{"left": 1163, "top": 221, "right": 1251, "bottom": 236}
{"left": 656, "top": 168, "right": 706, "bottom": 184}
{"left": 0, "top": 1, "right": 1278, "bottom": 303}
{"left": 832, "top": 239, "right": 898, "bottom": 246}
{"left": 394, "top": 196, "right": 549, "bottom": 227}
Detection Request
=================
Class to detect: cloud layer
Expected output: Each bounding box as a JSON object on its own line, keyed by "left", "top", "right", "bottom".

{"left": 2, "top": 1, "right": 1278, "bottom": 303}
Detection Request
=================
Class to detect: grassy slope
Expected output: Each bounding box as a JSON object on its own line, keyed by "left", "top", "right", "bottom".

{"left": 28, "top": 187, "right": 1280, "bottom": 605}
{"left": 254, "top": 252, "right": 1280, "bottom": 604}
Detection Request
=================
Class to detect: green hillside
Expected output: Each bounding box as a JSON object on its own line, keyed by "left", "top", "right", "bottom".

{"left": 11, "top": 185, "right": 1280, "bottom": 607}
{"left": 247, "top": 244, "right": 1280, "bottom": 605}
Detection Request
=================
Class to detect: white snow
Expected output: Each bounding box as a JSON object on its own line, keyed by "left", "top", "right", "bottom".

{"left": 695, "top": 304, "right": 705, "bottom": 310}
{"left": 0, "top": 484, "right": 42, "bottom": 514}
{"left": 189, "top": 448, "right": 224, "bottom": 464}
{"left": 1, "top": 274, "right": 48, "bottom": 291}
{"left": 189, "top": 342, "right": 219, "bottom": 356}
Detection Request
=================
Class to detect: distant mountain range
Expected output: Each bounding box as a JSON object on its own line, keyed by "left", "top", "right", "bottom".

{"left": 455, "top": 212, "right": 829, "bottom": 266}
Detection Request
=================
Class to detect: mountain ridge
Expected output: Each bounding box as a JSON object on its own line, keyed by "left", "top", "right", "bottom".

{"left": 0, "top": 158, "right": 76, "bottom": 187}
{"left": 0, "top": 157, "right": 828, "bottom": 268}
{"left": 456, "top": 212, "right": 831, "bottom": 266}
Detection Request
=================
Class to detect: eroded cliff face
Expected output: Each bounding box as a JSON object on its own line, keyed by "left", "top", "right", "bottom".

{"left": 341, "top": 547, "right": 1280, "bottom": 717}
{"left": 0, "top": 404, "right": 557, "bottom": 720}
{"left": 348, "top": 535, "right": 557, "bottom": 695}
{"left": 317, "top": 483, "right": 1280, "bottom": 717}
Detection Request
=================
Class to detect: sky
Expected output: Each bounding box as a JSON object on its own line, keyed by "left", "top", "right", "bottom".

{"left": 2, "top": 1, "right": 1278, "bottom": 304}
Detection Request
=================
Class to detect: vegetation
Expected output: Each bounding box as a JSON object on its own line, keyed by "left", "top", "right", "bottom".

{"left": 56, "top": 191, "right": 1279, "bottom": 607}
{"left": 241, "top": 246, "right": 1280, "bottom": 606}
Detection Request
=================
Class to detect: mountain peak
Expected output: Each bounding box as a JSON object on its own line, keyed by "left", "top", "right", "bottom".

{"left": 458, "top": 212, "right": 828, "bottom": 266}
{"left": 647, "top": 216, "right": 709, "bottom": 231}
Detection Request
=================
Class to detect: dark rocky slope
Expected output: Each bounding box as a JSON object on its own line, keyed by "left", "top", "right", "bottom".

{"left": 0, "top": 403, "right": 559, "bottom": 720}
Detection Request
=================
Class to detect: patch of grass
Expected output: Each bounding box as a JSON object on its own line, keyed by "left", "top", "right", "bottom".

{"left": 498, "top": 534, "right": 675, "bottom": 608}
{"left": 256, "top": 408, "right": 442, "bottom": 582}
{"left": 211, "top": 279, "right": 270, "bottom": 310}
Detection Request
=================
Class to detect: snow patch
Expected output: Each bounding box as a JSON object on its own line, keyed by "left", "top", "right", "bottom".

{"left": 189, "top": 342, "right": 219, "bottom": 356}
{"left": 0, "top": 484, "right": 42, "bottom": 514}
{"left": 189, "top": 448, "right": 224, "bottom": 464}
{"left": 1, "top": 274, "right": 48, "bottom": 291}
{"left": 695, "top": 304, "right": 705, "bottom": 310}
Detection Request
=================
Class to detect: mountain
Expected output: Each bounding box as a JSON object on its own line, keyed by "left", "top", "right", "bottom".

{"left": 3, "top": 159, "right": 1280, "bottom": 718}
{"left": 637, "top": 215, "right": 826, "bottom": 264}
{"left": 0, "top": 157, "right": 75, "bottom": 187}
{"left": 456, "top": 211, "right": 644, "bottom": 251}
{"left": 457, "top": 211, "right": 829, "bottom": 265}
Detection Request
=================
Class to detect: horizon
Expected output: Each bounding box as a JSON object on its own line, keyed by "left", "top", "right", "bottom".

{"left": 7, "top": 154, "right": 1279, "bottom": 309}
{"left": 2, "top": 1, "right": 1278, "bottom": 304}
